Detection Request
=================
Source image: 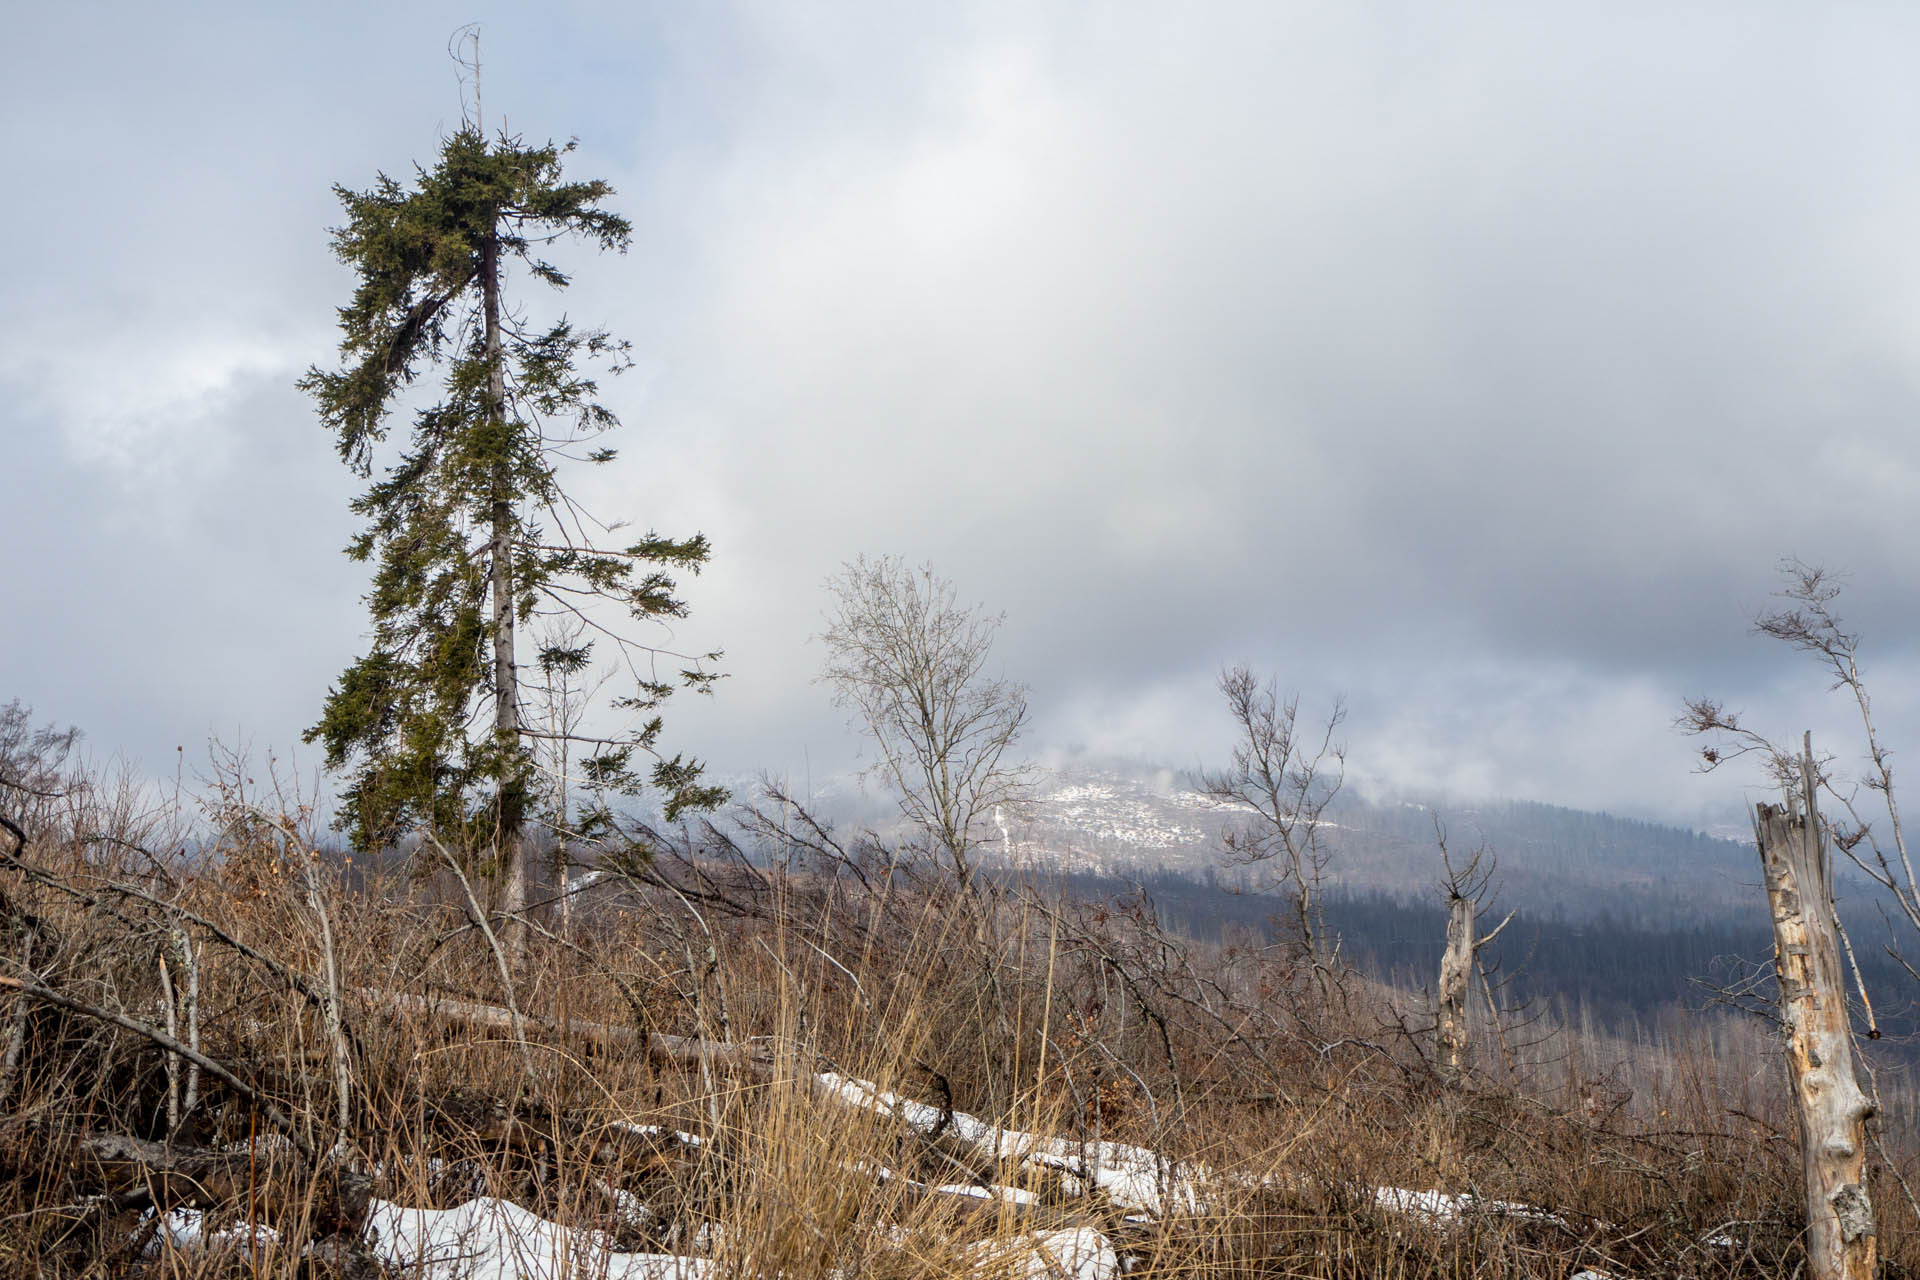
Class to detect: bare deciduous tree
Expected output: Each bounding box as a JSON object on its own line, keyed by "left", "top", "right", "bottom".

{"left": 1200, "top": 666, "right": 1345, "bottom": 967}
{"left": 0, "top": 701, "right": 83, "bottom": 839}
{"left": 819, "top": 556, "right": 1035, "bottom": 891}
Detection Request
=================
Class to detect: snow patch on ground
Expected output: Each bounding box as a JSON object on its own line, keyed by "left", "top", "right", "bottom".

{"left": 969, "top": 1226, "right": 1120, "bottom": 1280}
{"left": 365, "top": 1196, "right": 713, "bottom": 1279}
{"left": 146, "top": 1068, "right": 1627, "bottom": 1280}
{"left": 818, "top": 1071, "right": 1200, "bottom": 1213}
{"left": 1372, "top": 1185, "right": 1569, "bottom": 1229}
{"left": 148, "top": 1208, "right": 279, "bottom": 1254}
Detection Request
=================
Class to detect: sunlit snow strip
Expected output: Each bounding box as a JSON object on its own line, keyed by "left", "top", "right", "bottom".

{"left": 807, "top": 1072, "right": 1632, "bottom": 1231}
{"left": 1372, "top": 1186, "right": 1569, "bottom": 1229}
{"left": 366, "top": 1196, "right": 712, "bottom": 1280}
{"left": 863, "top": 1159, "right": 1040, "bottom": 1206}
{"left": 815, "top": 1072, "right": 1200, "bottom": 1214}
{"left": 932, "top": 1181, "right": 1040, "bottom": 1204}
{"left": 968, "top": 1227, "right": 1120, "bottom": 1280}
{"left": 147, "top": 1208, "right": 278, "bottom": 1254}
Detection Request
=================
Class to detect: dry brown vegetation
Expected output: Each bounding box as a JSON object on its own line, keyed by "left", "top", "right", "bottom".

{"left": 1, "top": 744, "right": 1917, "bottom": 1279}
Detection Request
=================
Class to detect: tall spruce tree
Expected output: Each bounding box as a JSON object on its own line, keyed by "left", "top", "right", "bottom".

{"left": 302, "top": 126, "right": 724, "bottom": 917}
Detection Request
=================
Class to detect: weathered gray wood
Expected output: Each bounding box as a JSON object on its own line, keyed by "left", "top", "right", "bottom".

{"left": 1755, "top": 740, "right": 1876, "bottom": 1280}
{"left": 1437, "top": 894, "right": 1473, "bottom": 1080}
{"left": 372, "top": 988, "right": 767, "bottom": 1072}
{"left": 72, "top": 1130, "right": 372, "bottom": 1234}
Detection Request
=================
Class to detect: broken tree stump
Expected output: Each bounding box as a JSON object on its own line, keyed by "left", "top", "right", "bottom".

{"left": 1754, "top": 738, "right": 1875, "bottom": 1280}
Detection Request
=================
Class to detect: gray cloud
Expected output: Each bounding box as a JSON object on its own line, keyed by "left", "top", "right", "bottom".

{"left": 7, "top": 2, "right": 1920, "bottom": 828}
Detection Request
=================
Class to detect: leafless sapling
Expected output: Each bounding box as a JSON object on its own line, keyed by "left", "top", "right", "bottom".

{"left": 818, "top": 556, "right": 1036, "bottom": 894}
{"left": 1200, "top": 666, "right": 1346, "bottom": 974}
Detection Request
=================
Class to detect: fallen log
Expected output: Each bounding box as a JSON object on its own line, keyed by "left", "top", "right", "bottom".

{"left": 373, "top": 988, "right": 766, "bottom": 1073}
{"left": 0, "top": 974, "right": 313, "bottom": 1160}
{"left": 39, "top": 1129, "right": 374, "bottom": 1237}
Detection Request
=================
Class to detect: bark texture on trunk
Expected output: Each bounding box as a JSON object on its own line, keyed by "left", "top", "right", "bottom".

{"left": 481, "top": 229, "right": 526, "bottom": 958}
{"left": 1437, "top": 893, "right": 1473, "bottom": 1080}
{"left": 1755, "top": 745, "right": 1876, "bottom": 1280}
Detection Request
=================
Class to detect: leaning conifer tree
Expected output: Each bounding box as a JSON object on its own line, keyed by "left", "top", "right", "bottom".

{"left": 302, "top": 125, "right": 724, "bottom": 920}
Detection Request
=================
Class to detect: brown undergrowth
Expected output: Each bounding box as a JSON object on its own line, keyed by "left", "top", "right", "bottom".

{"left": 0, "top": 752, "right": 1914, "bottom": 1278}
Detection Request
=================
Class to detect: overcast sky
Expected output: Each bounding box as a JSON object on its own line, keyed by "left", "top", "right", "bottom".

{"left": 8, "top": 2, "right": 1920, "bottom": 829}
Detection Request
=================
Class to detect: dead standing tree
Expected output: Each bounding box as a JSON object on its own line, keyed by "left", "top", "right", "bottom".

{"left": 1683, "top": 567, "right": 1886, "bottom": 1280}
{"left": 1683, "top": 563, "right": 1888, "bottom": 1021}
{"left": 1753, "top": 739, "right": 1876, "bottom": 1280}
{"left": 1434, "top": 834, "right": 1513, "bottom": 1083}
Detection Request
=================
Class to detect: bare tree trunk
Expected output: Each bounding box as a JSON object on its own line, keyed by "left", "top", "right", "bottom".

{"left": 552, "top": 674, "right": 571, "bottom": 1034}
{"left": 1475, "top": 956, "right": 1516, "bottom": 1080}
{"left": 1756, "top": 739, "right": 1875, "bottom": 1280}
{"left": 299, "top": 861, "right": 351, "bottom": 1150}
{"left": 555, "top": 708, "right": 570, "bottom": 942}
{"left": 482, "top": 228, "right": 526, "bottom": 966}
{"left": 1437, "top": 892, "right": 1473, "bottom": 1081}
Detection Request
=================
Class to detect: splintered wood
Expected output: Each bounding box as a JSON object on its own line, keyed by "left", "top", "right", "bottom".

{"left": 1753, "top": 742, "right": 1875, "bottom": 1280}
{"left": 1437, "top": 893, "right": 1473, "bottom": 1080}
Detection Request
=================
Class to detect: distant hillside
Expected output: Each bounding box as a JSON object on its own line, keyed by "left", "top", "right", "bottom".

{"left": 998, "top": 762, "right": 1761, "bottom": 929}
{"left": 740, "top": 759, "right": 1875, "bottom": 931}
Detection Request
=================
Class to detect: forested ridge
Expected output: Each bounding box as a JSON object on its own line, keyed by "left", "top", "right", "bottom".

{"left": 1047, "top": 868, "right": 1920, "bottom": 1045}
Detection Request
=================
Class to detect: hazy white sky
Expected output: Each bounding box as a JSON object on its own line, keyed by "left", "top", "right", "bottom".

{"left": 7, "top": 1, "right": 1920, "bottom": 827}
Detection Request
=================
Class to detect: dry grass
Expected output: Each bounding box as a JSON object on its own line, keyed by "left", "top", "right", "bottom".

{"left": 0, "top": 754, "right": 1915, "bottom": 1278}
